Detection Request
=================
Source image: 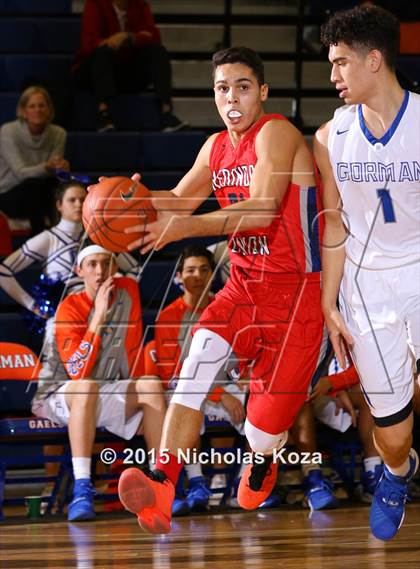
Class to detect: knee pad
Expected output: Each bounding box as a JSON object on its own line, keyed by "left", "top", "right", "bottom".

{"left": 171, "top": 328, "right": 232, "bottom": 411}
{"left": 244, "top": 419, "right": 288, "bottom": 455}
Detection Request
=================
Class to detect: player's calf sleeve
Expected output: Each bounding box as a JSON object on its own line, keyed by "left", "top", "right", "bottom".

{"left": 171, "top": 328, "right": 232, "bottom": 410}
{"left": 244, "top": 419, "right": 288, "bottom": 456}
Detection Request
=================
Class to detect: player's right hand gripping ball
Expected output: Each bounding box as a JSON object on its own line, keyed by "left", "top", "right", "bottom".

{"left": 82, "top": 176, "right": 157, "bottom": 252}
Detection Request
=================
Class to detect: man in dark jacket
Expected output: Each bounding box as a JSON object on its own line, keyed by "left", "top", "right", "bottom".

{"left": 73, "top": 0, "right": 186, "bottom": 132}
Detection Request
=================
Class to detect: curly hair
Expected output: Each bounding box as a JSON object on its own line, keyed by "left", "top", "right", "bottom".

{"left": 320, "top": 5, "right": 400, "bottom": 70}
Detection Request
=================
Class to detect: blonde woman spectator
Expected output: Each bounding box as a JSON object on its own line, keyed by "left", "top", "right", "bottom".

{"left": 0, "top": 86, "right": 69, "bottom": 235}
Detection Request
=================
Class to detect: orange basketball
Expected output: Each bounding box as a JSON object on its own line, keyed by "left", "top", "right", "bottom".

{"left": 82, "top": 177, "right": 157, "bottom": 252}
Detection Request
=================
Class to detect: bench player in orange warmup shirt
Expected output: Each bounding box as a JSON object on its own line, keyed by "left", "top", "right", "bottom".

{"left": 32, "top": 244, "right": 166, "bottom": 521}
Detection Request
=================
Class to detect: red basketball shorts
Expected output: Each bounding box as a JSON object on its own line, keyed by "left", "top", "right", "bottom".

{"left": 195, "top": 266, "right": 324, "bottom": 434}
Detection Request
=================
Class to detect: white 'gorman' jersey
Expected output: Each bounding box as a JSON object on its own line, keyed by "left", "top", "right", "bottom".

{"left": 328, "top": 90, "right": 420, "bottom": 270}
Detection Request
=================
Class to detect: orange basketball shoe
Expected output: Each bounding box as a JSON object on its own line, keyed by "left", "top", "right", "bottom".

{"left": 118, "top": 468, "right": 175, "bottom": 534}
{"left": 237, "top": 458, "right": 278, "bottom": 510}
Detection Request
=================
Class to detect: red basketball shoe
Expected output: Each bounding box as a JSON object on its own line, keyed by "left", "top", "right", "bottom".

{"left": 237, "top": 458, "right": 278, "bottom": 510}
{"left": 118, "top": 468, "right": 175, "bottom": 534}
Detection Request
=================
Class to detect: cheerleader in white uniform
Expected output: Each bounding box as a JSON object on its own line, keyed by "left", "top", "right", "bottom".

{"left": 0, "top": 181, "right": 140, "bottom": 341}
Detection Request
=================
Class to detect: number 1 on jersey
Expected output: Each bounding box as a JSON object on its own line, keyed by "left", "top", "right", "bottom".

{"left": 376, "top": 188, "right": 396, "bottom": 223}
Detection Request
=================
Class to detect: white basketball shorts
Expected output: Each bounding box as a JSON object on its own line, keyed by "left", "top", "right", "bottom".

{"left": 339, "top": 259, "right": 419, "bottom": 421}
{"left": 32, "top": 379, "right": 143, "bottom": 440}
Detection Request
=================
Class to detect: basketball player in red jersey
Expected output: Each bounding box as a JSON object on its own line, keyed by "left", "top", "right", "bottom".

{"left": 117, "top": 47, "right": 325, "bottom": 533}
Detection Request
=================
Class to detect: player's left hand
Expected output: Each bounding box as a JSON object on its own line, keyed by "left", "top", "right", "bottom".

{"left": 86, "top": 173, "right": 143, "bottom": 194}
{"left": 308, "top": 375, "right": 333, "bottom": 401}
{"left": 334, "top": 390, "right": 357, "bottom": 427}
{"left": 221, "top": 393, "right": 246, "bottom": 424}
{"left": 324, "top": 307, "right": 354, "bottom": 369}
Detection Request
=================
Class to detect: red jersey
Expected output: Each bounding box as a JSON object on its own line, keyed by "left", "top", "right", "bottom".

{"left": 210, "top": 113, "right": 323, "bottom": 276}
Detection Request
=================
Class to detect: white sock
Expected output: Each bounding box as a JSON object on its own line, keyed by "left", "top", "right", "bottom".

{"left": 185, "top": 463, "right": 203, "bottom": 480}
{"left": 72, "top": 457, "right": 91, "bottom": 480}
{"left": 364, "top": 456, "right": 382, "bottom": 473}
{"left": 387, "top": 457, "right": 410, "bottom": 478}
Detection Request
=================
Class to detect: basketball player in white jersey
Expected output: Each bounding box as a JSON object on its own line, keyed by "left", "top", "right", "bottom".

{"left": 314, "top": 5, "right": 419, "bottom": 540}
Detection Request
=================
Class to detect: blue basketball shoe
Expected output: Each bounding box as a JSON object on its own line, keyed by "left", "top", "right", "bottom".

{"left": 258, "top": 489, "right": 282, "bottom": 509}
{"left": 185, "top": 476, "right": 212, "bottom": 512}
{"left": 172, "top": 496, "right": 190, "bottom": 517}
{"left": 303, "top": 469, "right": 339, "bottom": 511}
{"left": 358, "top": 464, "right": 383, "bottom": 503}
{"left": 370, "top": 449, "right": 419, "bottom": 541}
{"left": 67, "top": 479, "right": 96, "bottom": 522}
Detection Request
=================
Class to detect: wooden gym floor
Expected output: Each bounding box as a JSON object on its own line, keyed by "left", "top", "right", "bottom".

{"left": 1, "top": 503, "right": 419, "bottom": 569}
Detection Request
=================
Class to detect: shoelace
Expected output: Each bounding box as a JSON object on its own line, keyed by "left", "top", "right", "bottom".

{"left": 380, "top": 477, "right": 408, "bottom": 507}
{"left": 73, "top": 483, "right": 95, "bottom": 499}
{"left": 248, "top": 458, "right": 273, "bottom": 491}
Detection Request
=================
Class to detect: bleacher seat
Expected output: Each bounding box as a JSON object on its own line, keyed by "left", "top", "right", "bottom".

{"left": 66, "top": 132, "right": 142, "bottom": 171}
{"left": 160, "top": 24, "right": 224, "bottom": 52}
{"left": 0, "top": 55, "right": 71, "bottom": 91}
{"left": 70, "top": 92, "right": 163, "bottom": 132}
{"left": 0, "top": 18, "right": 80, "bottom": 54}
{"left": 232, "top": 25, "right": 296, "bottom": 53}
{"left": 0, "top": 0, "right": 71, "bottom": 14}
{"left": 302, "top": 62, "right": 335, "bottom": 89}
{"left": 0, "top": 93, "right": 18, "bottom": 126}
{"left": 139, "top": 131, "right": 207, "bottom": 170}
{"left": 66, "top": 131, "right": 207, "bottom": 171}
{"left": 301, "top": 98, "right": 343, "bottom": 128}
{"left": 0, "top": 314, "right": 40, "bottom": 348}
